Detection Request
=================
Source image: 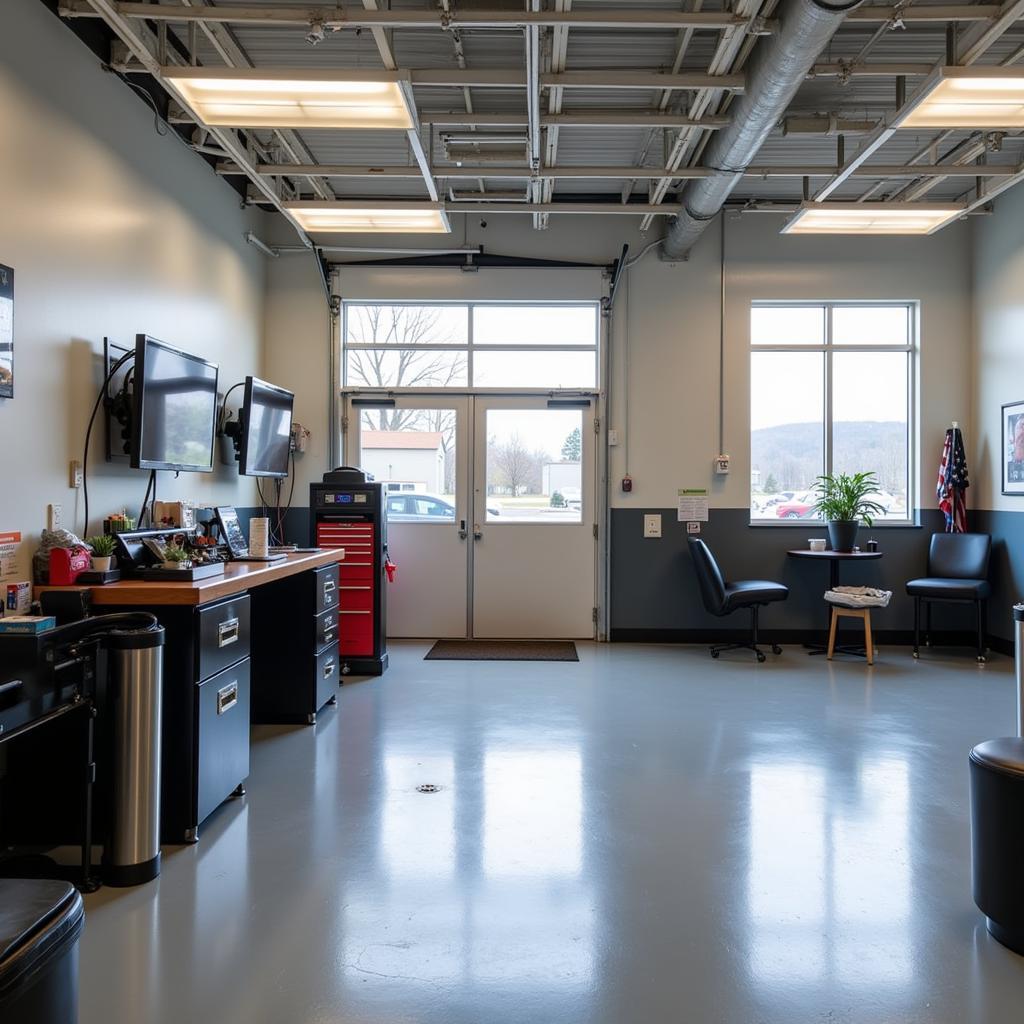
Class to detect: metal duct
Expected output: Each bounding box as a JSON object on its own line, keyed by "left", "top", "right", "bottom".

{"left": 662, "top": 0, "right": 863, "bottom": 260}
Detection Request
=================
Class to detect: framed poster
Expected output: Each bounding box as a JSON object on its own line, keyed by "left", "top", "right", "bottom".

{"left": 0, "top": 264, "right": 11, "bottom": 399}
{"left": 1002, "top": 400, "right": 1024, "bottom": 495}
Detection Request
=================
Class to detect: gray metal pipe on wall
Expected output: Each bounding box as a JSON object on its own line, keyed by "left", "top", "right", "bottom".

{"left": 662, "top": 0, "right": 863, "bottom": 260}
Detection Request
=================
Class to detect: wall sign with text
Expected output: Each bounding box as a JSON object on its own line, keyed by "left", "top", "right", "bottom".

{"left": 0, "top": 264, "right": 12, "bottom": 400}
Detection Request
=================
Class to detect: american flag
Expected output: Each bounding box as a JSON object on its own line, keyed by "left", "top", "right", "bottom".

{"left": 937, "top": 427, "right": 969, "bottom": 533}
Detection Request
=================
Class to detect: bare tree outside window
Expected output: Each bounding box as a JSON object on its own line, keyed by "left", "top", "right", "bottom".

{"left": 347, "top": 305, "right": 466, "bottom": 481}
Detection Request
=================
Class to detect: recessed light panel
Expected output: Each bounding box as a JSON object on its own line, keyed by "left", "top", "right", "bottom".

{"left": 782, "top": 202, "right": 964, "bottom": 235}
{"left": 285, "top": 203, "right": 451, "bottom": 234}
{"left": 898, "top": 67, "right": 1024, "bottom": 129}
{"left": 162, "top": 68, "right": 415, "bottom": 129}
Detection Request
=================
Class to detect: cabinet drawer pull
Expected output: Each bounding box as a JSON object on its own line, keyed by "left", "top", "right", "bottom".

{"left": 217, "top": 681, "right": 239, "bottom": 715}
{"left": 323, "top": 660, "right": 336, "bottom": 679}
{"left": 339, "top": 609, "right": 372, "bottom": 615}
{"left": 218, "top": 618, "right": 240, "bottom": 647}
{"left": 322, "top": 579, "right": 337, "bottom": 595}
{"left": 323, "top": 630, "right": 337, "bottom": 647}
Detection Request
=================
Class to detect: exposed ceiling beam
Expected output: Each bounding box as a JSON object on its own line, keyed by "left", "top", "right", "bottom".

{"left": 422, "top": 111, "right": 734, "bottom": 128}
{"left": 956, "top": 0, "right": 1024, "bottom": 66}
{"left": 810, "top": 62, "right": 936, "bottom": 77}
{"left": 61, "top": 1, "right": 1013, "bottom": 26}
{"left": 60, "top": 2, "right": 765, "bottom": 30}
{"left": 358, "top": 0, "right": 439, "bottom": 203}
{"left": 846, "top": 5, "right": 1006, "bottom": 21}
{"left": 244, "top": 162, "right": 1021, "bottom": 180}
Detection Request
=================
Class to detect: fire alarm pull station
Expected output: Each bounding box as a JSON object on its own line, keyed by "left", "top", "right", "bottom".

{"left": 310, "top": 467, "right": 388, "bottom": 676}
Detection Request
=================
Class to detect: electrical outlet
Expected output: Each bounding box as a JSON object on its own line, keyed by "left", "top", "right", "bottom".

{"left": 608, "top": 429, "right": 619, "bottom": 447}
{"left": 70, "top": 460, "right": 83, "bottom": 489}
{"left": 47, "top": 503, "right": 64, "bottom": 532}
{"left": 644, "top": 514, "right": 662, "bottom": 538}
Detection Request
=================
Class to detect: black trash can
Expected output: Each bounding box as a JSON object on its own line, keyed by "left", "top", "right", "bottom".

{"left": 970, "top": 737, "right": 1024, "bottom": 954}
{"left": 0, "top": 879, "right": 85, "bottom": 1024}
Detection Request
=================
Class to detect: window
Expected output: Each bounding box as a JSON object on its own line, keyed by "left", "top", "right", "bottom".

{"left": 750, "top": 302, "right": 914, "bottom": 523}
{"left": 343, "top": 302, "right": 598, "bottom": 390}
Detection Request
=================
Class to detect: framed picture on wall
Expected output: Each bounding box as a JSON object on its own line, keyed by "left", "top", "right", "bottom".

{"left": 1002, "top": 400, "right": 1024, "bottom": 495}
{"left": 0, "top": 264, "right": 12, "bottom": 400}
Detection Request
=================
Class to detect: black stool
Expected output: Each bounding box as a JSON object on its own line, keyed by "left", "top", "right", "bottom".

{"left": 970, "top": 738, "right": 1024, "bottom": 954}
{"left": 0, "top": 879, "right": 85, "bottom": 1023}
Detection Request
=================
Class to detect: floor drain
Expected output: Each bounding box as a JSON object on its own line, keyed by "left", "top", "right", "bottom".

{"left": 416, "top": 784, "right": 442, "bottom": 793}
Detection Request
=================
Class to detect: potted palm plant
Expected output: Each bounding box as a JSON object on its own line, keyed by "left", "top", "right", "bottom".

{"left": 87, "top": 534, "right": 116, "bottom": 572}
{"left": 811, "top": 471, "right": 886, "bottom": 552}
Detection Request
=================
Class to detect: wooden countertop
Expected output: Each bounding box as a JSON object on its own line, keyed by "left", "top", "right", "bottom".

{"left": 35, "top": 549, "right": 345, "bottom": 607}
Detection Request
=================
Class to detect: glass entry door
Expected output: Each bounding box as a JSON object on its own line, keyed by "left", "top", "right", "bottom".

{"left": 471, "top": 397, "right": 597, "bottom": 639}
{"left": 353, "top": 397, "right": 470, "bottom": 638}
{"left": 349, "top": 394, "right": 597, "bottom": 640}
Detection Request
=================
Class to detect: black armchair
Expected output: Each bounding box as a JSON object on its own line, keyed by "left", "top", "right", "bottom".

{"left": 906, "top": 533, "right": 991, "bottom": 662}
{"left": 688, "top": 538, "right": 788, "bottom": 662}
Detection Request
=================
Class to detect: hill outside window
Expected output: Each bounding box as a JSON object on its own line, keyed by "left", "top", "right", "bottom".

{"left": 750, "top": 302, "right": 915, "bottom": 525}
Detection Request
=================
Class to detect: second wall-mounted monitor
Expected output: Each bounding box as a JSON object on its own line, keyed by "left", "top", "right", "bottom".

{"left": 240, "top": 376, "right": 294, "bottom": 478}
{"left": 131, "top": 334, "right": 219, "bottom": 472}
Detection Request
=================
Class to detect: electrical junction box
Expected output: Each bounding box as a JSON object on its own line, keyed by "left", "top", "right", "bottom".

{"left": 715, "top": 454, "right": 731, "bottom": 475}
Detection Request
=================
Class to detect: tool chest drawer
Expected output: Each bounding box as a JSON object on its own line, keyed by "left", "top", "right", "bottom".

{"left": 196, "top": 658, "right": 250, "bottom": 826}
{"left": 315, "top": 643, "right": 340, "bottom": 713}
{"left": 196, "top": 594, "right": 250, "bottom": 682}
{"left": 315, "top": 606, "right": 338, "bottom": 654}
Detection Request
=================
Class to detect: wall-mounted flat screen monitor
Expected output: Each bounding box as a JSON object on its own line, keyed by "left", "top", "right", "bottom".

{"left": 240, "top": 377, "right": 294, "bottom": 478}
{"left": 131, "top": 334, "right": 219, "bottom": 472}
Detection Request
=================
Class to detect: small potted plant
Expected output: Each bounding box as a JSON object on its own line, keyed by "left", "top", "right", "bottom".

{"left": 811, "top": 471, "right": 886, "bottom": 552}
{"left": 161, "top": 545, "right": 192, "bottom": 571}
{"left": 88, "top": 534, "right": 117, "bottom": 572}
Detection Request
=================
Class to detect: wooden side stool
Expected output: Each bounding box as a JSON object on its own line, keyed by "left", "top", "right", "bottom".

{"left": 827, "top": 606, "right": 875, "bottom": 665}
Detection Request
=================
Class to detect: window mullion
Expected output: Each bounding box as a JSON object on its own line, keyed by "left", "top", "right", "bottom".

{"left": 824, "top": 305, "right": 833, "bottom": 478}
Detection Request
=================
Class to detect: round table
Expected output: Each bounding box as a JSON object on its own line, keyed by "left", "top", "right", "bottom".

{"left": 787, "top": 549, "right": 884, "bottom": 656}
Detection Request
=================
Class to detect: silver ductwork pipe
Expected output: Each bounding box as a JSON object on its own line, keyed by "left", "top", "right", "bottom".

{"left": 662, "top": 0, "right": 863, "bottom": 260}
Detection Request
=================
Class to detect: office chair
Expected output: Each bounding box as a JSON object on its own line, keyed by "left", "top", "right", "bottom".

{"left": 688, "top": 538, "right": 788, "bottom": 662}
{"left": 906, "top": 532, "right": 991, "bottom": 662}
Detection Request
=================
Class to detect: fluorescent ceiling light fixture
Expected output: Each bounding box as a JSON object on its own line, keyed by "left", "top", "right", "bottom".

{"left": 896, "top": 67, "right": 1024, "bottom": 129}
{"left": 782, "top": 202, "right": 965, "bottom": 235}
{"left": 285, "top": 202, "right": 452, "bottom": 234}
{"left": 161, "top": 68, "right": 415, "bottom": 129}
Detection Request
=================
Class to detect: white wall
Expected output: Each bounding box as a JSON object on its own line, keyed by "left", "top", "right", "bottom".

{"left": 262, "top": 209, "right": 973, "bottom": 513}
{"left": 972, "top": 185, "right": 1024, "bottom": 511}
{"left": 0, "top": 2, "right": 266, "bottom": 577}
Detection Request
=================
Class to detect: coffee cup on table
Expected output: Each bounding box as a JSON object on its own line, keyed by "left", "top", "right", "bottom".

{"left": 808, "top": 538, "right": 827, "bottom": 552}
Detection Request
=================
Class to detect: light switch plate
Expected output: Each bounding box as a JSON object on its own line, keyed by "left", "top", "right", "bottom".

{"left": 608, "top": 429, "right": 619, "bottom": 447}
{"left": 47, "top": 503, "right": 63, "bottom": 532}
{"left": 644, "top": 514, "right": 662, "bottom": 538}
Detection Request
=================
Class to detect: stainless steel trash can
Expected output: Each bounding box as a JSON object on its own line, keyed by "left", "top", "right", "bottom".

{"left": 105, "top": 626, "right": 164, "bottom": 886}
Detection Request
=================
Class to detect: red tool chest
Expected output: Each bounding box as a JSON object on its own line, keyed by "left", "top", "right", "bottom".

{"left": 311, "top": 471, "right": 388, "bottom": 676}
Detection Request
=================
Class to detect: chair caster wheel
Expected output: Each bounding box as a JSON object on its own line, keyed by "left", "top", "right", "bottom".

{"left": 771, "top": 645, "right": 782, "bottom": 656}
{"left": 977, "top": 656, "right": 987, "bottom": 664}
{"left": 912, "top": 651, "right": 920, "bottom": 659}
{"left": 756, "top": 652, "right": 766, "bottom": 663}
{"left": 710, "top": 649, "right": 719, "bottom": 659}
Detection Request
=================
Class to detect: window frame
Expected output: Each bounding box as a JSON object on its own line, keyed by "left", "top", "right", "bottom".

{"left": 749, "top": 300, "right": 917, "bottom": 526}
{"left": 341, "top": 299, "right": 600, "bottom": 392}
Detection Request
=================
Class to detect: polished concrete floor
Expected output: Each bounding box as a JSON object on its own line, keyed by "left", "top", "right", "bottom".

{"left": 80, "top": 642, "right": 1024, "bottom": 1023}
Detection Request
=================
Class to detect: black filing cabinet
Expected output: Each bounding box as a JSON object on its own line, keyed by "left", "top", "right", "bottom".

{"left": 107, "top": 594, "right": 252, "bottom": 843}
{"left": 250, "top": 562, "right": 341, "bottom": 724}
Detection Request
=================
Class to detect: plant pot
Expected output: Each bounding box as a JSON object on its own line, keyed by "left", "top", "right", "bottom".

{"left": 162, "top": 560, "right": 192, "bottom": 570}
{"left": 827, "top": 520, "right": 860, "bottom": 553}
{"left": 91, "top": 556, "right": 112, "bottom": 572}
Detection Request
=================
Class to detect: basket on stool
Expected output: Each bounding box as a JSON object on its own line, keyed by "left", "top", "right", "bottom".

{"left": 824, "top": 586, "right": 892, "bottom": 665}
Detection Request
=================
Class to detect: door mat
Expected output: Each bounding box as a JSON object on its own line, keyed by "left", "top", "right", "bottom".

{"left": 425, "top": 640, "right": 579, "bottom": 662}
